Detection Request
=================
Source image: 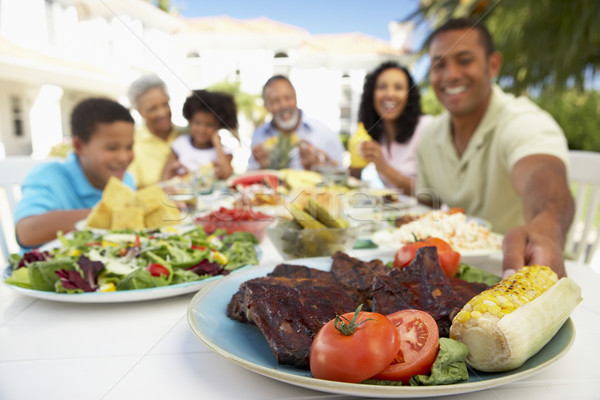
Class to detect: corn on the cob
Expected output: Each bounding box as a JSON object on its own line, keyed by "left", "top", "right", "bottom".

{"left": 449, "top": 265, "right": 582, "bottom": 372}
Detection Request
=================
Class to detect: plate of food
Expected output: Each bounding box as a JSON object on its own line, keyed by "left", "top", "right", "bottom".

{"left": 187, "top": 254, "right": 577, "bottom": 398}
{"left": 371, "top": 210, "right": 502, "bottom": 264}
{"left": 2, "top": 226, "right": 261, "bottom": 303}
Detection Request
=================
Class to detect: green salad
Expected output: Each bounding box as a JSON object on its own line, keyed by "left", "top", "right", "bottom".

{"left": 4, "top": 226, "right": 260, "bottom": 294}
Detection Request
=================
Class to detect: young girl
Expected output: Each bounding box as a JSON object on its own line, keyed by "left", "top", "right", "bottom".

{"left": 162, "top": 90, "right": 238, "bottom": 181}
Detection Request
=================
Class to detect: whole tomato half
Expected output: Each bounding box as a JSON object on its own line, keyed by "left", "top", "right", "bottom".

{"left": 393, "top": 237, "right": 461, "bottom": 277}
{"left": 309, "top": 305, "right": 401, "bottom": 383}
{"left": 372, "top": 309, "right": 440, "bottom": 383}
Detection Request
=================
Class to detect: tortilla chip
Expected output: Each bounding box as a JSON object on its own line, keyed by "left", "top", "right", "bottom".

{"left": 86, "top": 201, "right": 112, "bottom": 229}
{"left": 110, "top": 206, "right": 145, "bottom": 230}
{"left": 145, "top": 203, "right": 184, "bottom": 229}
{"left": 102, "top": 176, "right": 136, "bottom": 209}
{"left": 135, "top": 184, "right": 166, "bottom": 214}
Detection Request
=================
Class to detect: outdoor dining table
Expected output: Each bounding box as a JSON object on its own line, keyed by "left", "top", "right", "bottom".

{"left": 0, "top": 236, "right": 598, "bottom": 400}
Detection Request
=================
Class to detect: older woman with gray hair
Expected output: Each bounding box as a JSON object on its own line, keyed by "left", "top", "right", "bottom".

{"left": 127, "top": 74, "right": 183, "bottom": 188}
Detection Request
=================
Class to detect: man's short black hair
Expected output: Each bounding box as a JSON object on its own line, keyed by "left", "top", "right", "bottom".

{"left": 70, "top": 98, "right": 134, "bottom": 142}
{"left": 426, "top": 17, "right": 495, "bottom": 56}
{"left": 262, "top": 75, "right": 294, "bottom": 99}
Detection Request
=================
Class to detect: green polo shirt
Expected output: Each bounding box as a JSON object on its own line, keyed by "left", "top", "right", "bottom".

{"left": 417, "top": 85, "right": 568, "bottom": 234}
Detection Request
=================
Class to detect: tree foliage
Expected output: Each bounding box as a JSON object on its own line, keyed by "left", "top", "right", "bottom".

{"left": 206, "top": 80, "right": 267, "bottom": 128}
{"left": 410, "top": 0, "right": 600, "bottom": 93}
{"left": 535, "top": 90, "right": 600, "bottom": 152}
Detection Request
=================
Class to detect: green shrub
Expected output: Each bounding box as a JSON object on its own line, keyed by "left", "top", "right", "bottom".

{"left": 534, "top": 90, "right": 600, "bottom": 151}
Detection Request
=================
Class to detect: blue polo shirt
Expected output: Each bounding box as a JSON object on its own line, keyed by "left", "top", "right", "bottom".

{"left": 247, "top": 110, "right": 345, "bottom": 170}
{"left": 14, "top": 152, "right": 136, "bottom": 224}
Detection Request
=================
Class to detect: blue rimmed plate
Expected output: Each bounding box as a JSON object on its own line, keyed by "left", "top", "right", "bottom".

{"left": 187, "top": 256, "right": 575, "bottom": 398}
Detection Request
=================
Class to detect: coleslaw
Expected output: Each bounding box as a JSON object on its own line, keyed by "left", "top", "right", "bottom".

{"left": 373, "top": 211, "right": 502, "bottom": 252}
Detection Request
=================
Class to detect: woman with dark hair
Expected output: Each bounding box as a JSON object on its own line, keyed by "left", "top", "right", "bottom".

{"left": 161, "top": 89, "right": 238, "bottom": 181}
{"left": 348, "top": 62, "right": 431, "bottom": 194}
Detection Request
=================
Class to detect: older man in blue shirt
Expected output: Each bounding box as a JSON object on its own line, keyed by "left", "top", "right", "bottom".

{"left": 248, "top": 75, "right": 345, "bottom": 171}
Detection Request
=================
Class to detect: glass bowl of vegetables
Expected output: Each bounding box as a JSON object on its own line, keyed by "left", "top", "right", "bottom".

{"left": 266, "top": 219, "right": 361, "bottom": 260}
{"left": 195, "top": 207, "right": 275, "bottom": 241}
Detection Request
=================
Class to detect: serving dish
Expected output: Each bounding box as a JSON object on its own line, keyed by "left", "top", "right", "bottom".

{"left": 187, "top": 257, "right": 575, "bottom": 398}
{"left": 371, "top": 228, "right": 503, "bottom": 265}
{"left": 75, "top": 219, "right": 193, "bottom": 234}
{"left": 266, "top": 223, "right": 361, "bottom": 259}
{"left": 2, "top": 247, "right": 261, "bottom": 304}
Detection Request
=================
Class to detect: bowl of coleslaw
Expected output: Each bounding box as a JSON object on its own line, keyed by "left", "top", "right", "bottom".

{"left": 371, "top": 210, "right": 503, "bottom": 265}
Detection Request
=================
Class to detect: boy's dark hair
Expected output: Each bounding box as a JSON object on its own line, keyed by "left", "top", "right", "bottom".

{"left": 359, "top": 61, "right": 422, "bottom": 144}
{"left": 70, "top": 98, "right": 134, "bottom": 142}
{"left": 426, "top": 17, "right": 495, "bottom": 56}
{"left": 262, "top": 75, "right": 294, "bottom": 99}
{"left": 182, "top": 90, "right": 238, "bottom": 131}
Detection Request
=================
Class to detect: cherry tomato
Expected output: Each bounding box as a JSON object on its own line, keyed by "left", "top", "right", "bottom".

{"left": 393, "top": 237, "right": 461, "bottom": 277}
{"left": 372, "top": 310, "right": 439, "bottom": 383}
{"left": 309, "top": 306, "right": 401, "bottom": 383}
{"left": 146, "top": 263, "right": 170, "bottom": 277}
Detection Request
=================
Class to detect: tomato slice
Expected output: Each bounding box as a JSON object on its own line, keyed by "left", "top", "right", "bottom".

{"left": 372, "top": 309, "right": 439, "bottom": 383}
{"left": 146, "top": 263, "right": 170, "bottom": 277}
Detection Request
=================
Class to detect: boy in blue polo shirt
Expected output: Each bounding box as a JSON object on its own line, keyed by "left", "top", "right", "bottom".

{"left": 15, "top": 98, "right": 136, "bottom": 249}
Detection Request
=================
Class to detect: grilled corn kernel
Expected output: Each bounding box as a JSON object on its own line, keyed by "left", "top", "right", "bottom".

{"left": 456, "top": 265, "right": 558, "bottom": 324}
{"left": 449, "top": 265, "right": 581, "bottom": 372}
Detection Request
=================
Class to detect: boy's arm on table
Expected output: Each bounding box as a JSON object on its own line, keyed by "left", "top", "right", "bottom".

{"left": 15, "top": 209, "right": 91, "bottom": 248}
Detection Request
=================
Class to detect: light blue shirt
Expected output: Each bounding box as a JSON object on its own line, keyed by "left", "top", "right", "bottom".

{"left": 247, "top": 111, "right": 345, "bottom": 170}
{"left": 14, "top": 152, "right": 136, "bottom": 236}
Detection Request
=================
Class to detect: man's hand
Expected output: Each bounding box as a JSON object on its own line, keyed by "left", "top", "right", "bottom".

{"left": 503, "top": 154, "right": 574, "bottom": 279}
{"left": 299, "top": 140, "right": 336, "bottom": 170}
{"left": 502, "top": 219, "right": 567, "bottom": 279}
{"left": 251, "top": 144, "right": 271, "bottom": 169}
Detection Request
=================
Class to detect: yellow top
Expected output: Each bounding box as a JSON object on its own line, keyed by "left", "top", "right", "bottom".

{"left": 347, "top": 122, "right": 373, "bottom": 168}
{"left": 128, "top": 124, "right": 180, "bottom": 189}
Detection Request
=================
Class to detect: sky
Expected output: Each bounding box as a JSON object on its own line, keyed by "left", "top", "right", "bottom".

{"left": 176, "top": 0, "right": 424, "bottom": 43}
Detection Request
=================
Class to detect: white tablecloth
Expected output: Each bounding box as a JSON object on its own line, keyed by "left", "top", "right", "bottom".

{"left": 1, "top": 238, "right": 599, "bottom": 400}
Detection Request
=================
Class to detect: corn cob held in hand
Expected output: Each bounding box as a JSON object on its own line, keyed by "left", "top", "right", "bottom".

{"left": 450, "top": 265, "right": 582, "bottom": 372}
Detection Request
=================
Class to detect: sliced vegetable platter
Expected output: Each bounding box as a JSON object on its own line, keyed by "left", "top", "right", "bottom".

{"left": 2, "top": 226, "right": 261, "bottom": 303}
{"left": 187, "top": 257, "right": 575, "bottom": 398}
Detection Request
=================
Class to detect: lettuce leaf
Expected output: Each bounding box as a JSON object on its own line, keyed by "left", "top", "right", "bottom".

{"left": 223, "top": 241, "right": 258, "bottom": 270}
{"left": 409, "top": 338, "right": 470, "bottom": 386}
{"left": 456, "top": 263, "right": 502, "bottom": 286}
{"left": 28, "top": 258, "right": 77, "bottom": 291}
{"left": 4, "top": 267, "right": 31, "bottom": 289}
{"left": 115, "top": 268, "right": 168, "bottom": 291}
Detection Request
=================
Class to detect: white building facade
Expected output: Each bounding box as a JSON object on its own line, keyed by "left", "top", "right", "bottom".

{"left": 0, "top": 0, "right": 417, "bottom": 171}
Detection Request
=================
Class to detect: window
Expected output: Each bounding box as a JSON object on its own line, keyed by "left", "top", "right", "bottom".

{"left": 339, "top": 73, "right": 353, "bottom": 136}
{"left": 11, "top": 96, "right": 24, "bottom": 137}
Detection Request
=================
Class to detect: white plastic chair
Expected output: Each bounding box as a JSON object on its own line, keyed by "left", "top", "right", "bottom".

{"left": 0, "top": 156, "right": 51, "bottom": 264}
{"left": 564, "top": 150, "right": 600, "bottom": 264}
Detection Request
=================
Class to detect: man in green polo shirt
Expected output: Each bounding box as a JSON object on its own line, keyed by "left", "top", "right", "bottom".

{"left": 417, "top": 18, "right": 574, "bottom": 279}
